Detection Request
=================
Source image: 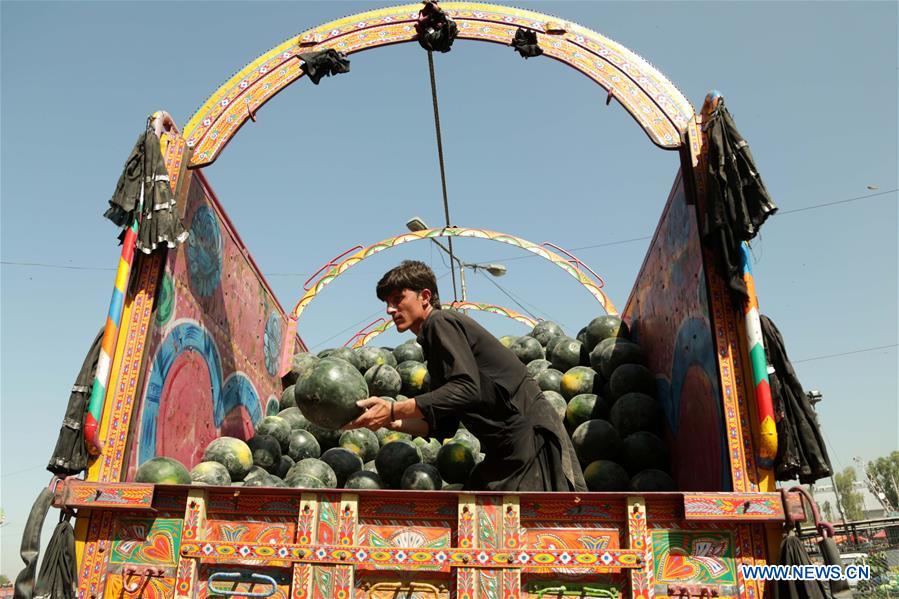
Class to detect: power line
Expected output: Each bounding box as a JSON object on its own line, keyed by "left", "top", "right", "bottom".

{"left": 4, "top": 189, "right": 894, "bottom": 275}
{"left": 778, "top": 188, "right": 896, "bottom": 215}
{"left": 1, "top": 260, "right": 115, "bottom": 271}
{"left": 481, "top": 188, "right": 897, "bottom": 264}
{"left": 793, "top": 343, "right": 897, "bottom": 364}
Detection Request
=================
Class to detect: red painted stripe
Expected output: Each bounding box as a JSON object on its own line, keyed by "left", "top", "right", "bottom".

{"left": 755, "top": 380, "right": 775, "bottom": 420}
{"left": 121, "top": 228, "right": 137, "bottom": 265}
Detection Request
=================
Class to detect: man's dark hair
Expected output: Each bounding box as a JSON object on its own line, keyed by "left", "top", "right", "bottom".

{"left": 376, "top": 260, "right": 441, "bottom": 309}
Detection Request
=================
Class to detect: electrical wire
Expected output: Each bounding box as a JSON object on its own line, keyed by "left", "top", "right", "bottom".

{"left": 4, "top": 190, "right": 893, "bottom": 275}
{"left": 792, "top": 343, "right": 897, "bottom": 364}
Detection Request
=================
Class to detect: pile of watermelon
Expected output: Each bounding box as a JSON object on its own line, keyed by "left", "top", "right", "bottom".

{"left": 134, "top": 316, "right": 676, "bottom": 493}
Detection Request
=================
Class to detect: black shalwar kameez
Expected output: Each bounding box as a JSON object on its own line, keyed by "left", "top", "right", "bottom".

{"left": 413, "top": 310, "right": 586, "bottom": 492}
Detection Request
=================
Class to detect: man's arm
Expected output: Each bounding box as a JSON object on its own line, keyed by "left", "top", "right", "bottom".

{"left": 343, "top": 397, "right": 424, "bottom": 431}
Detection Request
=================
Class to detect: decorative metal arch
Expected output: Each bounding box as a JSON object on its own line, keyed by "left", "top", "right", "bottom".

{"left": 183, "top": 2, "right": 694, "bottom": 166}
{"left": 292, "top": 226, "right": 617, "bottom": 322}
{"left": 347, "top": 301, "right": 537, "bottom": 348}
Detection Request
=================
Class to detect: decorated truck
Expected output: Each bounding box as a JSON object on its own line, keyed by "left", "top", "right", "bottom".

{"left": 27, "top": 3, "right": 827, "bottom": 598}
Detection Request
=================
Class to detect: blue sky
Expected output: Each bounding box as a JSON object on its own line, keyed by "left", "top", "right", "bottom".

{"left": 1, "top": 1, "right": 896, "bottom": 576}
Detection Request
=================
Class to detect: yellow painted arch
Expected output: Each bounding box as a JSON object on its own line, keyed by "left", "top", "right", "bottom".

{"left": 348, "top": 301, "right": 538, "bottom": 348}
{"left": 183, "top": 2, "right": 694, "bottom": 166}
{"left": 293, "top": 226, "right": 616, "bottom": 322}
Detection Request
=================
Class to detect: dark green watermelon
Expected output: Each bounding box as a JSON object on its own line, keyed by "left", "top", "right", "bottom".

{"left": 255, "top": 416, "right": 291, "bottom": 453}
{"left": 280, "top": 385, "right": 297, "bottom": 409}
{"left": 545, "top": 335, "right": 566, "bottom": 358}
{"left": 588, "top": 338, "right": 618, "bottom": 371}
{"left": 278, "top": 407, "right": 309, "bottom": 430}
{"left": 136, "top": 457, "right": 190, "bottom": 485}
{"left": 393, "top": 341, "right": 424, "bottom": 364}
{"left": 134, "top": 456, "right": 191, "bottom": 485}
{"left": 532, "top": 321, "right": 564, "bottom": 346}
{"left": 535, "top": 368, "right": 564, "bottom": 393}
{"left": 377, "top": 428, "right": 412, "bottom": 446}
{"left": 288, "top": 429, "right": 321, "bottom": 461}
{"left": 396, "top": 361, "right": 430, "bottom": 396}
{"left": 244, "top": 473, "right": 286, "bottom": 488}
{"left": 248, "top": 435, "right": 282, "bottom": 473}
{"left": 583, "top": 460, "right": 630, "bottom": 491}
{"left": 560, "top": 366, "right": 598, "bottom": 400}
{"left": 275, "top": 455, "right": 295, "bottom": 479}
{"left": 610, "top": 393, "right": 663, "bottom": 437}
{"left": 498, "top": 335, "right": 518, "bottom": 349}
{"left": 339, "top": 428, "right": 379, "bottom": 462}
{"left": 620, "top": 432, "right": 669, "bottom": 476}
{"left": 571, "top": 419, "right": 622, "bottom": 465}
{"left": 345, "top": 470, "right": 385, "bottom": 489}
{"left": 436, "top": 442, "right": 475, "bottom": 485}
{"left": 364, "top": 364, "right": 402, "bottom": 397}
{"left": 576, "top": 326, "right": 588, "bottom": 345}
{"left": 328, "top": 347, "right": 361, "bottom": 370}
{"left": 584, "top": 315, "right": 630, "bottom": 351}
{"left": 321, "top": 447, "right": 363, "bottom": 487}
{"left": 443, "top": 483, "right": 465, "bottom": 491}
{"left": 356, "top": 346, "right": 397, "bottom": 372}
{"left": 190, "top": 461, "right": 231, "bottom": 486}
{"left": 592, "top": 393, "right": 614, "bottom": 421}
{"left": 596, "top": 340, "right": 647, "bottom": 379}
{"left": 450, "top": 429, "right": 481, "bottom": 455}
{"left": 610, "top": 363, "right": 656, "bottom": 399}
{"left": 550, "top": 337, "right": 583, "bottom": 373}
{"left": 510, "top": 336, "right": 544, "bottom": 364}
{"left": 413, "top": 436, "right": 442, "bottom": 465}
{"left": 242, "top": 466, "right": 270, "bottom": 486}
{"left": 526, "top": 359, "right": 552, "bottom": 378}
{"left": 542, "top": 390, "right": 567, "bottom": 420}
{"left": 317, "top": 348, "right": 335, "bottom": 358}
{"left": 286, "top": 352, "right": 319, "bottom": 386}
{"left": 375, "top": 440, "right": 422, "bottom": 488}
{"left": 306, "top": 422, "right": 342, "bottom": 451}
{"left": 630, "top": 469, "right": 676, "bottom": 492}
{"left": 203, "top": 437, "right": 253, "bottom": 482}
{"left": 401, "top": 463, "right": 443, "bottom": 490}
{"left": 284, "top": 473, "right": 327, "bottom": 489}
{"left": 295, "top": 358, "right": 368, "bottom": 429}
{"left": 285, "top": 458, "right": 337, "bottom": 488}
{"left": 565, "top": 393, "right": 598, "bottom": 431}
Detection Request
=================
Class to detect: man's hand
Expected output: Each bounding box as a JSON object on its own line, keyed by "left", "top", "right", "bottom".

{"left": 343, "top": 397, "right": 394, "bottom": 431}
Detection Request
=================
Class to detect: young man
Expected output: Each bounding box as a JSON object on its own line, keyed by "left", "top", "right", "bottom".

{"left": 345, "top": 260, "right": 586, "bottom": 492}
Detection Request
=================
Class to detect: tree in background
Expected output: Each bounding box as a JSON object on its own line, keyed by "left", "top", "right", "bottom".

{"left": 0, "top": 574, "right": 10, "bottom": 586}
{"left": 834, "top": 467, "right": 865, "bottom": 521}
{"left": 865, "top": 451, "right": 899, "bottom": 511}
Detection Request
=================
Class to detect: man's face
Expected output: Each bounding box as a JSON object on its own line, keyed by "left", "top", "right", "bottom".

{"left": 385, "top": 288, "right": 431, "bottom": 333}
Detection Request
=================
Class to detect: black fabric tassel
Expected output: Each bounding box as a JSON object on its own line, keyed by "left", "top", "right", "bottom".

{"left": 298, "top": 49, "right": 351, "bottom": 85}
{"left": 773, "top": 532, "right": 829, "bottom": 599}
{"left": 33, "top": 519, "right": 77, "bottom": 599}
{"left": 511, "top": 27, "right": 542, "bottom": 58}
{"left": 761, "top": 315, "right": 833, "bottom": 484}
{"left": 416, "top": 0, "right": 458, "bottom": 53}
{"left": 702, "top": 97, "right": 778, "bottom": 302}
{"left": 105, "top": 125, "right": 188, "bottom": 254}
{"left": 46, "top": 328, "right": 103, "bottom": 477}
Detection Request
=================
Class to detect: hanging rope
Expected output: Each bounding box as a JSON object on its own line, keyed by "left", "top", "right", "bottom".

{"left": 426, "top": 49, "right": 458, "bottom": 302}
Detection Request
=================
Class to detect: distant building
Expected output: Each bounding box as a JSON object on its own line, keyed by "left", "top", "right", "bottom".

{"left": 812, "top": 480, "right": 887, "bottom": 520}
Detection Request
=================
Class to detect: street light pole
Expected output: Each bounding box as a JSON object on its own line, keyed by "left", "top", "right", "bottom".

{"left": 405, "top": 217, "right": 506, "bottom": 305}
{"left": 808, "top": 390, "right": 855, "bottom": 545}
